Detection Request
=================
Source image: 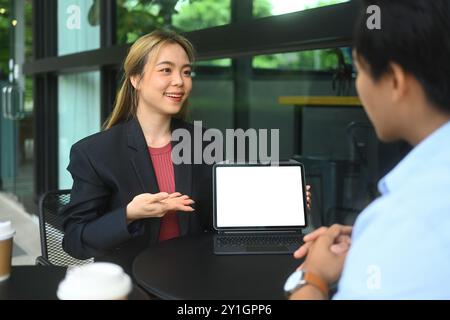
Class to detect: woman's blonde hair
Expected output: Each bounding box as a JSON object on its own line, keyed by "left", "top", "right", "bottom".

{"left": 103, "top": 29, "right": 196, "bottom": 130}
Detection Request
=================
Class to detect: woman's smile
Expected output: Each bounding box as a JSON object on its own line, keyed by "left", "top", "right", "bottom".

{"left": 164, "top": 91, "right": 185, "bottom": 103}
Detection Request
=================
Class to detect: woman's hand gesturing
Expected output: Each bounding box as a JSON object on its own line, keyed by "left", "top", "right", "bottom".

{"left": 126, "top": 192, "right": 194, "bottom": 223}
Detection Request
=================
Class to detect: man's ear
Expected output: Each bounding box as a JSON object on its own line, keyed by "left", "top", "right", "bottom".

{"left": 130, "top": 75, "right": 140, "bottom": 90}
{"left": 389, "top": 62, "right": 408, "bottom": 103}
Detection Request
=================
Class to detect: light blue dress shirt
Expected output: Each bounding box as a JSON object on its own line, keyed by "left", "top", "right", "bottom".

{"left": 334, "top": 121, "right": 450, "bottom": 299}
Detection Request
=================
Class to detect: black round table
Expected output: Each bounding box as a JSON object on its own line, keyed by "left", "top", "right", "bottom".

{"left": 132, "top": 233, "right": 302, "bottom": 300}
{"left": 0, "top": 265, "right": 149, "bottom": 300}
{"left": 0, "top": 265, "right": 67, "bottom": 300}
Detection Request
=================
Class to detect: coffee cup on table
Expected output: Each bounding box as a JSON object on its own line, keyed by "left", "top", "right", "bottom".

{"left": 0, "top": 221, "right": 15, "bottom": 282}
{"left": 57, "top": 262, "right": 132, "bottom": 300}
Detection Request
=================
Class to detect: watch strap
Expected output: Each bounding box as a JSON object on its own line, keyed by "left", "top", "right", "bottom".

{"left": 304, "top": 272, "right": 329, "bottom": 298}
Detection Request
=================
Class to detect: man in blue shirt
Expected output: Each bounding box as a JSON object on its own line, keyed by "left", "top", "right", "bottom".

{"left": 288, "top": 0, "right": 450, "bottom": 299}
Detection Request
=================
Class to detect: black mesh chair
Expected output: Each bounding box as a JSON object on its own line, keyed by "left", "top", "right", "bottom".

{"left": 35, "top": 189, "right": 94, "bottom": 266}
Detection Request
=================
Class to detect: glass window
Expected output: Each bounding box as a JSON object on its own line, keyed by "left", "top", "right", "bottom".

{"left": 0, "top": 77, "right": 34, "bottom": 209}
{"left": 250, "top": 47, "right": 358, "bottom": 159}
{"left": 196, "top": 58, "right": 231, "bottom": 68}
{"left": 253, "top": 0, "right": 350, "bottom": 18}
{"left": 253, "top": 47, "right": 353, "bottom": 72}
{"left": 249, "top": 47, "right": 372, "bottom": 227}
{"left": 0, "top": 1, "right": 35, "bottom": 211}
{"left": 58, "top": 71, "right": 101, "bottom": 189}
{"left": 0, "top": 0, "right": 32, "bottom": 69}
{"left": 58, "top": 0, "right": 100, "bottom": 55}
{"left": 117, "top": 0, "right": 231, "bottom": 44}
{"left": 24, "top": 0, "right": 32, "bottom": 61}
{"left": 0, "top": 0, "right": 10, "bottom": 75}
{"left": 187, "top": 59, "right": 233, "bottom": 132}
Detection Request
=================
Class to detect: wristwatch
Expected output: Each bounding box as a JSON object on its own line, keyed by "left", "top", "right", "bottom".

{"left": 283, "top": 269, "right": 329, "bottom": 298}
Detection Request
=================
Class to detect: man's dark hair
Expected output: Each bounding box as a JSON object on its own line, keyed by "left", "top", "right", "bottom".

{"left": 354, "top": 0, "right": 450, "bottom": 113}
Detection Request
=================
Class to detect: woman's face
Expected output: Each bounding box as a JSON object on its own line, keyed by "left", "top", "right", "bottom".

{"left": 134, "top": 43, "right": 193, "bottom": 116}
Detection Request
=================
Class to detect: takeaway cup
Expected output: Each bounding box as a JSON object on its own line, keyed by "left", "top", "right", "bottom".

{"left": 57, "top": 262, "right": 132, "bottom": 300}
{"left": 0, "top": 221, "right": 15, "bottom": 281}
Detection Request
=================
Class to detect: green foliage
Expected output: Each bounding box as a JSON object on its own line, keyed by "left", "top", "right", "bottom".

{"left": 252, "top": 0, "right": 349, "bottom": 71}
{"left": 172, "top": 0, "right": 230, "bottom": 32}
{"left": 117, "top": 0, "right": 163, "bottom": 43}
{"left": 117, "top": 0, "right": 231, "bottom": 44}
{"left": 254, "top": 0, "right": 348, "bottom": 18}
{"left": 312, "top": 0, "right": 348, "bottom": 9}
{"left": 24, "top": 0, "right": 32, "bottom": 61}
{"left": 0, "top": 0, "right": 32, "bottom": 77}
{"left": 253, "top": 0, "right": 272, "bottom": 18}
{"left": 253, "top": 49, "right": 340, "bottom": 72}
{"left": 196, "top": 58, "right": 231, "bottom": 67}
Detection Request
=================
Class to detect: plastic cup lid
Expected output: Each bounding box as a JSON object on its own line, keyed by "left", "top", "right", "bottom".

{"left": 57, "top": 262, "right": 132, "bottom": 300}
{"left": 0, "top": 221, "right": 15, "bottom": 241}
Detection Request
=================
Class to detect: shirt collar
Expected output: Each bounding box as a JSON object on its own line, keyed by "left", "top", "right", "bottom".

{"left": 378, "top": 120, "right": 450, "bottom": 195}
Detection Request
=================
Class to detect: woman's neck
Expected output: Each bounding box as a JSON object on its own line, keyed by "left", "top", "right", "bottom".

{"left": 136, "top": 105, "right": 172, "bottom": 148}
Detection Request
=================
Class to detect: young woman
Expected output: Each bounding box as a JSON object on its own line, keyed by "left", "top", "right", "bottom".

{"left": 62, "top": 30, "right": 213, "bottom": 274}
{"left": 62, "top": 30, "right": 312, "bottom": 275}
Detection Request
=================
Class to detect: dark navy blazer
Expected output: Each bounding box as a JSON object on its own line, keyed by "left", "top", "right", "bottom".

{"left": 62, "top": 117, "right": 213, "bottom": 274}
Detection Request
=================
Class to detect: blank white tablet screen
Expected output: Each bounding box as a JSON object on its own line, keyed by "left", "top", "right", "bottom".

{"left": 215, "top": 166, "right": 306, "bottom": 227}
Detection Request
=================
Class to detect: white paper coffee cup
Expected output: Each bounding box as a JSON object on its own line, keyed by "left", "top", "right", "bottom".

{"left": 57, "top": 262, "right": 132, "bottom": 300}
{"left": 0, "top": 221, "right": 15, "bottom": 281}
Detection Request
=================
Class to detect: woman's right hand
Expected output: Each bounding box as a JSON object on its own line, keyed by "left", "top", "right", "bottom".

{"left": 126, "top": 192, "right": 194, "bottom": 223}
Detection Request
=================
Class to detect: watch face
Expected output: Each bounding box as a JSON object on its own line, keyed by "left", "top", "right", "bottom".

{"left": 284, "top": 269, "right": 303, "bottom": 293}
